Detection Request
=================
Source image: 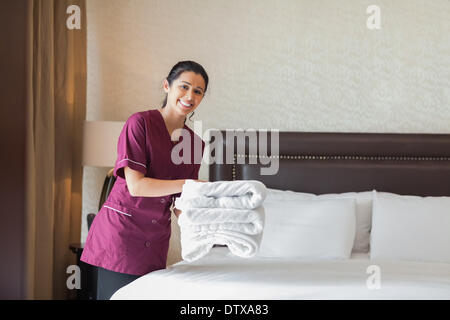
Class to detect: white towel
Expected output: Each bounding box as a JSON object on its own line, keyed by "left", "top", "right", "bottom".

{"left": 175, "top": 179, "right": 267, "bottom": 262}
{"left": 178, "top": 206, "right": 265, "bottom": 262}
{"left": 178, "top": 206, "right": 265, "bottom": 235}
{"left": 175, "top": 179, "right": 267, "bottom": 209}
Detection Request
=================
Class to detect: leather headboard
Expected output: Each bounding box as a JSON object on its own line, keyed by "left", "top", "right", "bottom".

{"left": 208, "top": 130, "right": 450, "bottom": 196}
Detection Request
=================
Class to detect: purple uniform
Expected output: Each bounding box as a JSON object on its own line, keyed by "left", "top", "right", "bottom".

{"left": 81, "top": 109, "right": 204, "bottom": 275}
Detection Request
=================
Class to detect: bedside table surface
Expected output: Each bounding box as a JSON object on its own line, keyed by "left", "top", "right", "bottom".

{"left": 69, "top": 243, "right": 85, "bottom": 254}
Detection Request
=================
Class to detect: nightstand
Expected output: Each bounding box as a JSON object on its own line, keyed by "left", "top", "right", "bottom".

{"left": 69, "top": 243, "right": 97, "bottom": 300}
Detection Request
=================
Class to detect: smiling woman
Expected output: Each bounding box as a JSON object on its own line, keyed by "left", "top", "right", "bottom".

{"left": 161, "top": 60, "right": 209, "bottom": 125}
{"left": 80, "top": 60, "right": 208, "bottom": 300}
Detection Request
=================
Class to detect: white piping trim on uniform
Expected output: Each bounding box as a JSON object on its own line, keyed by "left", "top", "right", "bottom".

{"left": 103, "top": 205, "right": 133, "bottom": 217}
{"left": 117, "top": 158, "right": 147, "bottom": 168}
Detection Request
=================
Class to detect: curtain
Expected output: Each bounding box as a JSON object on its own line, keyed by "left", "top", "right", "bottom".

{"left": 25, "top": 0, "right": 86, "bottom": 299}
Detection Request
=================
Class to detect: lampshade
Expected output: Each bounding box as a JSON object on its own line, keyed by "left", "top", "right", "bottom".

{"left": 82, "top": 120, "right": 125, "bottom": 167}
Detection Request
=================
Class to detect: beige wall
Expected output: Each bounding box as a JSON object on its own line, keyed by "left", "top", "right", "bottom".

{"left": 82, "top": 0, "right": 450, "bottom": 265}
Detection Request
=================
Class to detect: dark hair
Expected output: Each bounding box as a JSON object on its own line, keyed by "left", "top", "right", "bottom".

{"left": 161, "top": 60, "right": 209, "bottom": 122}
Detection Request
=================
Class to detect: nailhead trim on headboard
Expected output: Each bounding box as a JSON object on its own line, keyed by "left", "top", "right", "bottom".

{"left": 231, "top": 154, "right": 450, "bottom": 180}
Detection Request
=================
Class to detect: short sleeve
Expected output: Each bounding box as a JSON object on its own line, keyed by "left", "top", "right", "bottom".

{"left": 113, "top": 113, "right": 149, "bottom": 179}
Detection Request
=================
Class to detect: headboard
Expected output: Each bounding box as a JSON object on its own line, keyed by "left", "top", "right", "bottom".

{"left": 208, "top": 130, "right": 450, "bottom": 196}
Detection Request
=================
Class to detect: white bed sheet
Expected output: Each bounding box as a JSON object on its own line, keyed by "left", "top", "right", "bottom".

{"left": 111, "top": 247, "right": 450, "bottom": 300}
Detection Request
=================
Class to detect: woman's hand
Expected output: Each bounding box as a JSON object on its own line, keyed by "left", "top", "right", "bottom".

{"left": 175, "top": 179, "right": 207, "bottom": 218}
{"left": 174, "top": 207, "right": 182, "bottom": 218}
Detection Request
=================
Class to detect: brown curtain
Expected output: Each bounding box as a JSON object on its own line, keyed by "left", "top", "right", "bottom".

{"left": 25, "top": 0, "right": 86, "bottom": 299}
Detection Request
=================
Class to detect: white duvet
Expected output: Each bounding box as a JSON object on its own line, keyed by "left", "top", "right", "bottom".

{"left": 111, "top": 247, "right": 450, "bottom": 300}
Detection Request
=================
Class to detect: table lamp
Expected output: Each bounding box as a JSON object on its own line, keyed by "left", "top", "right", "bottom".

{"left": 82, "top": 120, "right": 124, "bottom": 213}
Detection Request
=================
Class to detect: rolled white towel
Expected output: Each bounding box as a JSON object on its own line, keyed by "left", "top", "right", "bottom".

{"left": 178, "top": 205, "right": 265, "bottom": 262}
{"left": 179, "top": 224, "right": 264, "bottom": 262}
{"left": 177, "top": 206, "right": 265, "bottom": 235}
{"left": 176, "top": 179, "right": 267, "bottom": 209}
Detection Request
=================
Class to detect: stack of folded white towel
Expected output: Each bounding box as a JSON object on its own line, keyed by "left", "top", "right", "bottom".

{"left": 175, "top": 179, "right": 267, "bottom": 262}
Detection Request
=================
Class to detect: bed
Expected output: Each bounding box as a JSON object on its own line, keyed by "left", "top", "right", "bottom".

{"left": 111, "top": 130, "right": 450, "bottom": 300}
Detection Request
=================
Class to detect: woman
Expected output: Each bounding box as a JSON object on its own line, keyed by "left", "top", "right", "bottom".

{"left": 81, "top": 61, "right": 209, "bottom": 300}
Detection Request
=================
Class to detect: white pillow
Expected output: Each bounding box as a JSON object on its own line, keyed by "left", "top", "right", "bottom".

{"left": 371, "top": 191, "right": 450, "bottom": 263}
{"left": 266, "top": 188, "right": 373, "bottom": 253}
{"left": 257, "top": 198, "right": 356, "bottom": 259}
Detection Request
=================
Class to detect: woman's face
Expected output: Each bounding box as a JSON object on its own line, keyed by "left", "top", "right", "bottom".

{"left": 164, "top": 71, "right": 206, "bottom": 117}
